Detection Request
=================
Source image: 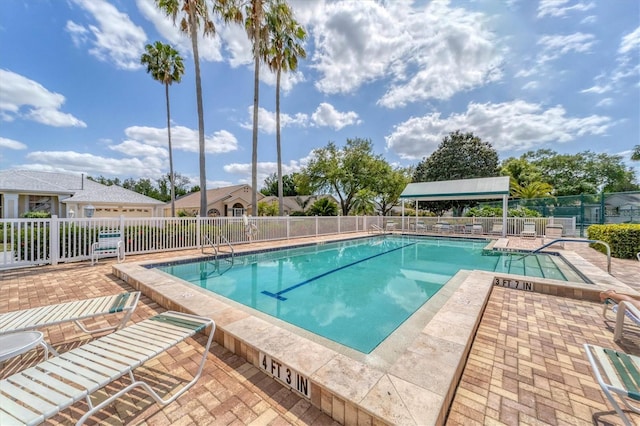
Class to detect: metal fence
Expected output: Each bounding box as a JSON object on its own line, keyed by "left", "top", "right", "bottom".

{"left": 0, "top": 215, "right": 576, "bottom": 270}
{"left": 479, "top": 191, "right": 640, "bottom": 236}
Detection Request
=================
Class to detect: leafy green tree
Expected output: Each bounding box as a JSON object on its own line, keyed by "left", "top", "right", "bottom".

{"left": 632, "top": 145, "right": 640, "bottom": 161}
{"left": 308, "top": 197, "right": 338, "bottom": 216}
{"left": 123, "top": 178, "right": 160, "bottom": 199}
{"left": 500, "top": 157, "right": 543, "bottom": 187}
{"left": 263, "top": 0, "right": 306, "bottom": 215}
{"left": 141, "top": 40, "right": 184, "bottom": 216}
{"left": 301, "top": 138, "right": 383, "bottom": 215}
{"left": 157, "top": 173, "right": 192, "bottom": 201}
{"left": 156, "top": 0, "right": 218, "bottom": 217}
{"left": 521, "top": 149, "right": 638, "bottom": 195}
{"left": 87, "top": 176, "right": 122, "bottom": 186}
{"left": 373, "top": 166, "right": 412, "bottom": 216}
{"left": 413, "top": 131, "right": 499, "bottom": 215}
{"left": 260, "top": 173, "right": 297, "bottom": 196}
{"left": 257, "top": 200, "right": 279, "bottom": 216}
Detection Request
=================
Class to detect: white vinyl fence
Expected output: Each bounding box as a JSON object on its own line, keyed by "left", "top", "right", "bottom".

{"left": 0, "top": 215, "right": 575, "bottom": 269}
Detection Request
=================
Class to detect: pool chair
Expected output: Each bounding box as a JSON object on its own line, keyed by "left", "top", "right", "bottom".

{"left": 0, "top": 311, "right": 215, "bottom": 426}
{"left": 543, "top": 224, "right": 564, "bottom": 248}
{"left": 603, "top": 298, "right": 640, "bottom": 341}
{"left": 583, "top": 343, "right": 640, "bottom": 426}
{"left": 90, "top": 229, "right": 125, "bottom": 265}
{"left": 489, "top": 223, "right": 503, "bottom": 236}
{"left": 520, "top": 222, "right": 537, "bottom": 240}
{"left": 0, "top": 292, "right": 141, "bottom": 339}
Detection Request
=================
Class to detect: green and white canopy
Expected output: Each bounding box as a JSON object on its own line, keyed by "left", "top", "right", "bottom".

{"left": 400, "top": 176, "right": 510, "bottom": 201}
{"left": 399, "top": 176, "right": 510, "bottom": 237}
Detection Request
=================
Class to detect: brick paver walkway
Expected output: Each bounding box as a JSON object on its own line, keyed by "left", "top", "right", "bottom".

{"left": 1, "top": 237, "right": 639, "bottom": 425}
{"left": 446, "top": 239, "right": 640, "bottom": 426}
{"left": 0, "top": 256, "right": 339, "bottom": 426}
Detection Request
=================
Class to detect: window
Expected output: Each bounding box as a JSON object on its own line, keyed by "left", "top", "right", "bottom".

{"left": 207, "top": 208, "right": 220, "bottom": 217}
{"left": 232, "top": 203, "right": 245, "bottom": 217}
{"left": 29, "top": 196, "right": 51, "bottom": 213}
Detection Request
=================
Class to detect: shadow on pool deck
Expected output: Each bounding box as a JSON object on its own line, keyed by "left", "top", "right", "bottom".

{"left": 1, "top": 233, "right": 639, "bottom": 425}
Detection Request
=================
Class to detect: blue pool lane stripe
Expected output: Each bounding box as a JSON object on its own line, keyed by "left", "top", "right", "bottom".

{"left": 261, "top": 242, "right": 417, "bottom": 301}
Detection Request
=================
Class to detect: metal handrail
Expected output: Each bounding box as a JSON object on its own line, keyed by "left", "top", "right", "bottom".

{"left": 218, "top": 235, "right": 234, "bottom": 258}
{"left": 201, "top": 234, "right": 218, "bottom": 258}
{"left": 516, "top": 238, "right": 611, "bottom": 274}
{"left": 370, "top": 224, "right": 384, "bottom": 234}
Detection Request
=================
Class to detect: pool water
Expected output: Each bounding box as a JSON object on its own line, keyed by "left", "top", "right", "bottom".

{"left": 157, "top": 235, "right": 584, "bottom": 353}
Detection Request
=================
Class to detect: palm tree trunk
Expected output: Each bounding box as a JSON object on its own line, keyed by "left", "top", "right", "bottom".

{"left": 189, "top": 6, "right": 207, "bottom": 217}
{"left": 251, "top": 0, "right": 263, "bottom": 217}
{"left": 276, "top": 67, "right": 283, "bottom": 216}
{"left": 165, "top": 82, "right": 175, "bottom": 217}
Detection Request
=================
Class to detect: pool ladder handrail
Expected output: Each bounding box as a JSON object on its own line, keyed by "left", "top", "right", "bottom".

{"left": 370, "top": 224, "right": 384, "bottom": 234}
{"left": 202, "top": 234, "right": 235, "bottom": 261}
{"left": 515, "top": 238, "right": 611, "bottom": 274}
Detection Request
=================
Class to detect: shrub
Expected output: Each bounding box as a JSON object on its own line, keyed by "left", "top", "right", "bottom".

{"left": 22, "top": 211, "right": 51, "bottom": 218}
{"left": 587, "top": 224, "right": 640, "bottom": 259}
{"left": 465, "top": 206, "right": 541, "bottom": 217}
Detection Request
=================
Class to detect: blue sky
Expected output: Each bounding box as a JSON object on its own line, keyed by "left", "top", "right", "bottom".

{"left": 1, "top": 0, "right": 638, "bottom": 190}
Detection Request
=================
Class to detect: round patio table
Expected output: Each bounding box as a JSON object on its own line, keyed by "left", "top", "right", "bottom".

{"left": 0, "top": 331, "right": 49, "bottom": 362}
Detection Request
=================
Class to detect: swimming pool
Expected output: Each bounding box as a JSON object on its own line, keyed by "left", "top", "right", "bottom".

{"left": 157, "top": 235, "right": 583, "bottom": 353}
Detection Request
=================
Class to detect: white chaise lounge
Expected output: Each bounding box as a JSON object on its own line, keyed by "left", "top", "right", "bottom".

{"left": 0, "top": 292, "right": 141, "bottom": 338}
{"left": 0, "top": 311, "right": 215, "bottom": 426}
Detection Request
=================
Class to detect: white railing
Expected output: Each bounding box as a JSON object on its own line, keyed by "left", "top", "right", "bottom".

{"left": 0, "top": 215, "right": 576, "bottom": 269}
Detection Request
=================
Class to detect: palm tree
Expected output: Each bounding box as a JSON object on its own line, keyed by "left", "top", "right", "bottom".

{"left": 216, "top": 0, "right": 265, "bottom": 215}
{"left": 141, "top": 41, "right": 184, "bottom": 217}
{"left": 511, "top": 179, "right": 554, "bottom": 199}
{"left": 156, "top": 0, "right": 215, "bottom": 217}
{"left": 263, "top": 0, "right": 306, "bottom": 216}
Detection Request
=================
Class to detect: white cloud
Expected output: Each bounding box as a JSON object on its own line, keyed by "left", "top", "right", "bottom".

{"left": 537, "top": 33, "right": 595, "bottom": 62}
{"left": 582, "top": 26, "right": 640, "bottom": 95}
{"left": 595, "top": 98, "right": 613, "bottom": 108}
{"left": 223, "top": 160, "right": 303, "bottom": 186}
{"left": 385, "top": 100, "right": 612, "bottom": 160}
{"left": 311, "top": 103, "right": 360, "bottom": 130}
{"left": 537, "top": 0, "right": 595, "bottom": 19}
{"left": 304, "top": 1, "right": 502, "bottom": 107}
{"left": 0, "top": 136, "right": 27, "bottom": 150}
{"left": 136, "top": 0, "right": 224, "bottom": 63}
{"left": 516, "top": 32, "right": 596, "bottom": 79}
{"left": 23, "top": 151, "right": 165, "bottom": 177}
{"left": 109, "top": 140, "right": 168, "bottom": 158}
{"left": 67, "top": 0, "right": 147, "bottom": 70}
{"left": 580, "top": 15, "right": 597, "bottom": 25}
{"left": 619, "top": 26, "right": 640, "bottom": 56}
{"left": 0, "top": 69, "right": 86, "bottom": 128}
{"left": 241, "top": 106, "right": 308, "bottom": 134}
{"left": 124, "top": 125, "right": 238, "bottom": 154}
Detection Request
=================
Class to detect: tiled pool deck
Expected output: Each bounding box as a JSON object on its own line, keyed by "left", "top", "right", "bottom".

{"left": 1, "top": 233, "right": 639, "bottom": 425}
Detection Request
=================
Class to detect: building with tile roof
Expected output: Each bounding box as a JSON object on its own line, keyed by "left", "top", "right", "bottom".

{"left": 0, "top": 170, "right": 165, "bottom": 218}
{"left": 168, "top": 184, "right": 262, "bottom": 217}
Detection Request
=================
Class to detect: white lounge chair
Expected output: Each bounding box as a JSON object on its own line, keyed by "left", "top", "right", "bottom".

{"left": 90, "top": 230, "right": 125, "bottom": 265}
{"left": 544, "top": 224, "right": 564, "bottom": 248}
{"left": 489, "top": 223, "right": 503, "bottom": 236}
{"left": 0, "top": 292, "right": 140, "bottom": 337}
{"left": 583, "top": 343, "right": 640, "bottom": 426}
{"left": 0, "top": 311, "right": 215, "bottom": 426}
{"left": 520, "top": 222, "right": 537, "bottom": 240}
{"left": 603, "top": 298, "right": 640, "bottom": 341}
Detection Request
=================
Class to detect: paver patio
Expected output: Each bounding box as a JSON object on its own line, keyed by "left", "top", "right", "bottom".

{"left": 1, "top": 235, "right": 639, "bottom": 425}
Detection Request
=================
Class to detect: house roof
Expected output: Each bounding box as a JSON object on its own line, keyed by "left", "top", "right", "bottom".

{"left": 0, "top": 170, "right": 164, "bottom": 205}
{"left": 172, "top": 184, "right": 264, "bottom": 209}
{"left": 400, "top": 176, "right": 510, "bottom": 201}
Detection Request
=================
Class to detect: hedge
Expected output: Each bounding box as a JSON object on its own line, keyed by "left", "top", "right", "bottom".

{"left": 587, "top": 224, "right": 640, "bottom": 259}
